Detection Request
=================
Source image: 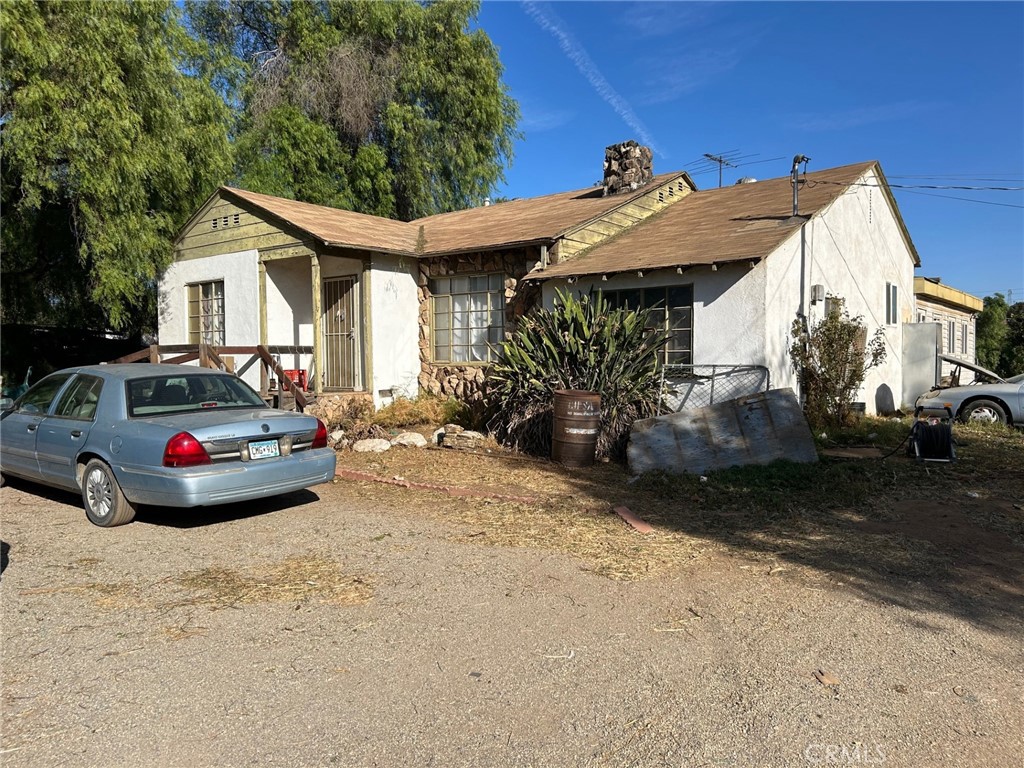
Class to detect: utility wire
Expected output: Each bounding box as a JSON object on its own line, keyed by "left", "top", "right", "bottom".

{"left": 893, "top": 189, "right": 1024, "bottom": 209}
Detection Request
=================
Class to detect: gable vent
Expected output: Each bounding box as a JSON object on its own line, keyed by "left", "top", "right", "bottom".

{"left": 658, "top": 190, "right": 665, "bottom": 203}
{"left": 668, "top": 186, "right": 675, "bottom": 197}
{"left": 677, "top": 180, "right": 685, "bottom": 192}
{"left": 211, "top": 219, "right": 218, "bottom": 230}
{"left": 233, "top": 213, "right": 240, "bottom": 226}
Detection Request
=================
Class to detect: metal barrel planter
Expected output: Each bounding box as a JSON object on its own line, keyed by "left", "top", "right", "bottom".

{"left": 552, "top": 389, "right": 602, "bottom": 467}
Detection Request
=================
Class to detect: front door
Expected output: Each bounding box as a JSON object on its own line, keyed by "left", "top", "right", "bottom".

{"left": 322, "top": 276, "right": 358, "bottom": 389}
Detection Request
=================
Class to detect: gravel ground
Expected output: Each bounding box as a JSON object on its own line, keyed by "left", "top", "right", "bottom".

{"left": 2, "top": 475, "right": 1022, "bottom": 768}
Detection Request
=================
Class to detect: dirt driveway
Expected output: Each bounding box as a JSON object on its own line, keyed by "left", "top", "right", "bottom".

{"left": 2, "top": 473, "right": 1022, "bottom": 768}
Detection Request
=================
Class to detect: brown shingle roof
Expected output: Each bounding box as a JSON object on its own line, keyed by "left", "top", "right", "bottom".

{"left": 219, "top": 172, "right": 692, "bottom": 257}
{"left": 525, "top": 161, "right": 920, "bottom": 280}
{"left": 410, "top": 171, "right": 689, "bottom": 255}
{"left": 223, "top": 187, "right": 417, "bottom": 254}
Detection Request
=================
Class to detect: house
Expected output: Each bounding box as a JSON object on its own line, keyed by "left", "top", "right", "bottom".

{"left": 161, "top": 145, "right": 921, "bottom": 415}
{"left": 914, "top": 277, "right": 983, "bottom": 369}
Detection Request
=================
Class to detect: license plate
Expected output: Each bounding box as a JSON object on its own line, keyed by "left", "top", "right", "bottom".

{"left": 249, "top": 439, "right": 280, "bottom": 460}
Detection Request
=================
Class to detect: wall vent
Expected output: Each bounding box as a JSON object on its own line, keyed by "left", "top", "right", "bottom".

{"left": 233, "top": 213, "right": 240, "bottom": 226}
{"left": 658, "top": 190, "right": 665, "bottom": 203}
{"left": 211, "top": 219, "right": 218, "bottom": 230}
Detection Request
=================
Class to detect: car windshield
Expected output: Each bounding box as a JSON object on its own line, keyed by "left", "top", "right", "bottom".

{"left": 1008, "top": 373, "right": 1024, "bottom": 384}
{"left": 127, "top": 374, "right": 265, "bottom": 417}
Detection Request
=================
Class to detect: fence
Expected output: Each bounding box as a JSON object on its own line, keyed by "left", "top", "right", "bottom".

{"left": 658, "top": 364, "right": 771, "bottom": 413}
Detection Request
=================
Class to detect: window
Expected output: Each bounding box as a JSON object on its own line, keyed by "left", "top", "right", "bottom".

{"left": 961, "top": 322, "right": 968, "bottom": 355}
{"left": 430, "top": 274, "right": 505, "bottom": 363}
{"left": 14, "top": 374, "right": 73, "bottom": 415}
{"left": 947, "top": 320, "right": 955, "bottom": 353}
{"left": 607, "top": 285, "right": 693, "bottom": 366}
{"left": 188, "top": 280, "right": 225, "bottom": 345}
{"left": 885, "top": 282, "right": 898, "bottom": 325}
{"left": 918, "top": 312, "right": 927, "bottom": 323}
{"left": 54, "top": 375, "right": 104, "bottom": 420}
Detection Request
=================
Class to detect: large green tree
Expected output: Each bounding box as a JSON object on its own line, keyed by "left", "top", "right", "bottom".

{"left": 975, "top": 293, "right": 1009, "bottom": 372}
{"left": 187, "top": 0, "right": 519, "bottom": 220}
{"left": 999, "top": 301, "right": 1024, "bottom": 376}
{"left": 1, "top": 0, "right": 233, "bottom": 331}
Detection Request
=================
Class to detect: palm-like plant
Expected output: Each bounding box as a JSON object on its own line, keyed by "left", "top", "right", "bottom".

{"left": 487, "top": 289, "right": 669, "bottom": 459}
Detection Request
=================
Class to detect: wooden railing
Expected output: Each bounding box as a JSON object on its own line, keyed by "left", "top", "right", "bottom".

{"left": 110, "top": 344, "right": 311, "bottom": 411}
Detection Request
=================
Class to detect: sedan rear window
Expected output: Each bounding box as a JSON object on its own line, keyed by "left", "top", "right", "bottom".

{"left": 127, "top": 374, "right": 266, "bottom": 417}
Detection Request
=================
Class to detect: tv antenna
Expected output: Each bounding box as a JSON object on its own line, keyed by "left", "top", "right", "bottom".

{"left": 684, "top": 152, "right": 785, "bottom": 188}
{"left": 703, "top": 153, "right": 738, "bottom": 188}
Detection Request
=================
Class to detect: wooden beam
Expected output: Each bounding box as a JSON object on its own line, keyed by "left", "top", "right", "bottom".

{"left": 148, "top": 345, "right": 159, "bottom": 363}
{"left": 258, "top": 261, "right": 269, "bottom": 394}
{"left": 361, "top": 264, "right": 373, "bottom": 396}
{"left": 311, "top": 253, "right": 323, "bottom": 396}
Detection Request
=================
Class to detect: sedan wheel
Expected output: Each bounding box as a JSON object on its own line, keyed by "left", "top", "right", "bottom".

{"left": 81, "top": 459, "right": 136, "bottom": 527}
{"left": 961, "top": 399, "right": 1007, "bottom": 425}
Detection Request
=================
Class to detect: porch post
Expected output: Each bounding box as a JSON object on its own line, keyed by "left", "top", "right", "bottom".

{"left": 258, "top": 260, "right": 268, "bottom": 393}
{"left": 311, "top": 253, "right": 323, "bottom": 395}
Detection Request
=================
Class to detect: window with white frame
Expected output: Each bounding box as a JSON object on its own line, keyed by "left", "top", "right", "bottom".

{"left": 606, "top": 285, "right": 694, "bottom": 365}
{"left": 947, "top": 320, "right": 955, "bottom": 353}
{"left": 187, "top": 280, "right": 225, "bottom": 345}
{"left": 885, "top": 282, "right": 898, "bottom": 325}
{"left": 430, "top": 274, "right": 505, "bottom": 363}
{"left": 961, "top": 322, "right": 968, "bottom": 355}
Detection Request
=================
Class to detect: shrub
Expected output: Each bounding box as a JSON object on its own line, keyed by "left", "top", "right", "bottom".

{"left": 370, "top": 393, "right": 465, "bottom": 429}
{"left": 790, "top": 297, "right": 886, "bottom": 429}
{"left": 487, "top": 289, "right": 669, "bottom": 459}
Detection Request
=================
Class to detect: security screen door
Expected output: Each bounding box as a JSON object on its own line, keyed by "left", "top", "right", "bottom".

{"left": 322, "top": 277, "right": 357, "bottom": 389}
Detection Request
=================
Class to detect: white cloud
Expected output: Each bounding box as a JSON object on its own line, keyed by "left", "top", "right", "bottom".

{"left": 619, "top": 1, "right": 716, "bottom": 38}
{"left": 522, "top": 0, "right": 663, "bottom": 155}
{"left": 637, "top": 49, "right": 740, "bottom": 105}
{"left": 787, "top": 101, "right": 943, "bottom": 131}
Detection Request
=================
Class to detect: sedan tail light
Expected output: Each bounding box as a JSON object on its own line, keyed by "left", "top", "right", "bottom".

{"left": 163, "top": 432, "right": 212, "bottom": 467}
{"left": 312, "top": 419, "right": 329, "bottom": 449}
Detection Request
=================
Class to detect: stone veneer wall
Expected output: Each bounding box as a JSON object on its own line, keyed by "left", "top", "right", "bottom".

{"left": 417, "top": 248, "right": 540, "bottom": 402}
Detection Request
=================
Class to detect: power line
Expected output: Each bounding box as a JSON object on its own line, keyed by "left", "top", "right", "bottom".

{"left": 895, "top": 189, "right": 1024, "bottom": 209}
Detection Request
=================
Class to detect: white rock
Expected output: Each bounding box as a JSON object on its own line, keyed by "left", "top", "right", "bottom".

{"left": 352, "top": 438, "right": 392, "bottom": 453}
{"left": 391, "top": 432, "right": 428, "bottom": 448}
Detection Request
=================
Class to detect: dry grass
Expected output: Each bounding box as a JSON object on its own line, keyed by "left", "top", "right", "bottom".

{"left": 333, "top": 418, "right": 1024, "bottom": 580}
{"left": 20, "top": 554, "right": 373, "bottom": 612}
{"left": 172, "top": 554, "right": 373, "bottom": 609}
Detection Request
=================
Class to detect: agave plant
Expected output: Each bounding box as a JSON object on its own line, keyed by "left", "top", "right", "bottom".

{"left": 487, "top": 289, "right": 669, "bottom": 459}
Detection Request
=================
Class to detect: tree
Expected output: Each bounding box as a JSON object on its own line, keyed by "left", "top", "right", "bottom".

{"left": 187, "top": 0, "right": 519, "bottom": 220}
{"left": 999, "top": 302, "right": 1024, "bottom": 376}
{"left": 790, "top": 297, "right": 887, "bottom": 428}
{"left": 1, "top": 0, "right": 233, "bottom": 332}
{"left": 975, "top": 293, "right": 1009, "bottom": 372}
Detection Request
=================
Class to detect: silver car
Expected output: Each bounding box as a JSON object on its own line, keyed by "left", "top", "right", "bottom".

{"left": 0, "top": 364, "right": 336, "bottom": 526}
{"left": 915, "top": 355, "right": 1024, "bottom": 426}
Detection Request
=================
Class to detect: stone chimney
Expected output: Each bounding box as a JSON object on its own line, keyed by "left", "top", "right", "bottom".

{"left": 603, "top": 140, "right": 653, "bottom": 195}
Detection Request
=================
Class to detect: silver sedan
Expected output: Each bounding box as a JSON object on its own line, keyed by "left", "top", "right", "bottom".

{"left": 915, "top": 357, "right": 1024, "bottom": 426}
{"left": 0, "top": 364, "right": 337, "bottom": 526}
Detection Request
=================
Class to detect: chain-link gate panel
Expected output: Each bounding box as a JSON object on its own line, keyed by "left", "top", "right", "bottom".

{"left": 659, "top": 365, "right": 771, "bottom": 413}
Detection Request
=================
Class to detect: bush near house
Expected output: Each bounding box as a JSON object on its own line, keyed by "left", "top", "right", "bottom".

{"left": 790, "top": 297, "right": 886, "bottom": 429}
{"left": 487, "top": 290, "right": 669, "bottom": 460}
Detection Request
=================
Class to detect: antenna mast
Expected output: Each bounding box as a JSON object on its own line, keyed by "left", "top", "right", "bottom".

{"left": 703, "top": 153, "right": 737, "bottom": 188}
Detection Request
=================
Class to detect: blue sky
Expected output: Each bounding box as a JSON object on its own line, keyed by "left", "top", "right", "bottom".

{"left": 477, "top": 1, "right": 1024, "bottom": 302}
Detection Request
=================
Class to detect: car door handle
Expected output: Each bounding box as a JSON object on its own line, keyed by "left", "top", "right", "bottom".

{"left": 71, "top": 430, "right": 83, "bottom": 438}
{"left": 27, "top": 424, "right": 37, "bottom": 432}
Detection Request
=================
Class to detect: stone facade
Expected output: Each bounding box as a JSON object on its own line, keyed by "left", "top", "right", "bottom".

{"left": 416, "top": 248, "right": 540, "bottom": 402}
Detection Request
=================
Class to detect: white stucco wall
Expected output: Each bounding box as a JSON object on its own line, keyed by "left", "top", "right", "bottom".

{"left": 157, "top": 249, "right": 261, "bottom": 389}
{"left": 541, "top": 167, "right": 917, "bottom": 415}
{"left": 544, "top": 264, "right": 767, "bottom": 368}
{"left": 368, "top": 254, "right": 420, "bottom": 407}
{"left": 765, "top": 167, "right": 917, "bottom": 413}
